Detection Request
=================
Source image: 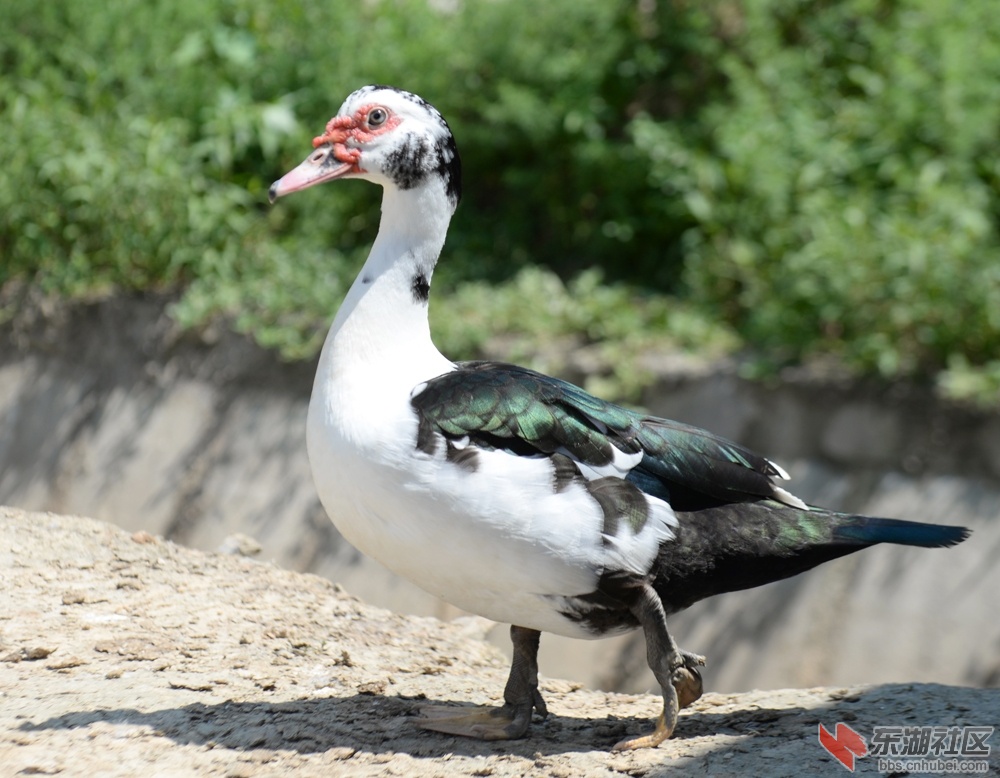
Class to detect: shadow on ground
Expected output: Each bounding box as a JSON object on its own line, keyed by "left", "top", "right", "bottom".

{"left": 21, "top": 689, "right": 845, "bottom": 762}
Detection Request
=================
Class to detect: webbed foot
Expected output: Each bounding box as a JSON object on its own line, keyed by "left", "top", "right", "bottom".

{"left": 415, "top": 625, "right": 545, "bottom": 742}
{"left": 416, "top": 686, "right": 547, "bottom": 740}
{"left": 675, "top": 650, "right": 706, "bottom": 709}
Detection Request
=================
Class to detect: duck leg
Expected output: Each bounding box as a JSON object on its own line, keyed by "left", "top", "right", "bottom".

{"left": 613, "top": 584, "right": 705, "bottom": 751}
{"left": 416, "top": 625, "right": 547, "bottom": 740}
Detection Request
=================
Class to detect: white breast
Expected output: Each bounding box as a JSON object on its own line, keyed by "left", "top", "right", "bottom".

{"left": 307, "top": 355, "right": 617, "bottom": 637}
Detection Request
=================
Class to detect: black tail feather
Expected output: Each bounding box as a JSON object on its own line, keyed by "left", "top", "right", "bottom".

{"left": 832, "top": 516, "right": 971, "bottom": 548}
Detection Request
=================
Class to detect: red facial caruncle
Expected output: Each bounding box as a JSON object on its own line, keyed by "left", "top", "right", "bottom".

{"left": 312, "top": 104, "right": 403, "bottom": 168}
{"left": 268, "top": 102, "right": 404, "bottom": 203}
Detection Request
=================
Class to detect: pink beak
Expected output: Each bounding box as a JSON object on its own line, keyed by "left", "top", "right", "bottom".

{"left": 268, "top": 145, "right": 359, "bottom": 203}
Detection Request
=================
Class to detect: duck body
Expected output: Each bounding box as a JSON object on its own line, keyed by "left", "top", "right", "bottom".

{"left": 270, "top": 85, "right": 970, "bottom": 750}
{"left": 304, "top": 186, "right": 672, "bottom": 639}
{"left": 309, "top": 368, "right": 632, "bottom": 639}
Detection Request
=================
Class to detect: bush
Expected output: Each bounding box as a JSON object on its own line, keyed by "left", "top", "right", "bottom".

{"left": 2, "top": 0, "right": 998, "bottom": 403}
{"left": 639, "top": 0, "right": 1000, "bottom": 386}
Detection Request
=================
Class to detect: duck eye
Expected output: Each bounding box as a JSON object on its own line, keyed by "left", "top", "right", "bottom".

{"left": 367, "top": 107, "right": 388, "bottom": 127}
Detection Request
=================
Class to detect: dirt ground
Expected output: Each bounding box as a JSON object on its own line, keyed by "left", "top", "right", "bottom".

{"left": 1, "top": 506, "right": 997, "bottom": 777}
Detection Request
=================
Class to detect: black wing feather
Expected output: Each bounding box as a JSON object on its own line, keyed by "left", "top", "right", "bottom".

{"left": 411, "top": 361, "right": 787, "bottom": 509}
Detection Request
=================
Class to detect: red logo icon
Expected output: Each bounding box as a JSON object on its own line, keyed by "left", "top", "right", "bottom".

{"left": 818, "top": 722, "right": 868, "bottom": 772}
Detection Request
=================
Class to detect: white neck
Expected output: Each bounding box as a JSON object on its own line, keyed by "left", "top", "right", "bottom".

{"left": 318, "top": 177, "right": 455, "bottom": 386}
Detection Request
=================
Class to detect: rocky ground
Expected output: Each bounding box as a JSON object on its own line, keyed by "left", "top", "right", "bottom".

{"left": 1, "top": 506, "right": 997, "bottom": 777}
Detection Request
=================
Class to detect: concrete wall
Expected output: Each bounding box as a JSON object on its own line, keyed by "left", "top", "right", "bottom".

{"left": 1, "top": 296, "right": 997, "bottom": 693}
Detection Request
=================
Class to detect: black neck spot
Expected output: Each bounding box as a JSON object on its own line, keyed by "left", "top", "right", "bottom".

{"left": 411, "top": 273, "right": 430, "bottom": 303}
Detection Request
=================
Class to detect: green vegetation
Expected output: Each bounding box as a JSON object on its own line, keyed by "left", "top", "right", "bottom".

{"left": 2, "top": 0, "right": 999, "bottom": 403}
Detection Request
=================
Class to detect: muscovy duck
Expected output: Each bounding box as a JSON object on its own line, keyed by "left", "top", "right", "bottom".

{"left": 268, "top": 85, "right": 970, "bottom": 750}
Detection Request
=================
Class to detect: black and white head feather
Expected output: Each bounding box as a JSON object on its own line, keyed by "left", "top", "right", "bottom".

{"left": 347, "top": 85, "right": 462, "bottom": 206}
{"left": 270, "top": 85, "right": 461, "bottom": 210}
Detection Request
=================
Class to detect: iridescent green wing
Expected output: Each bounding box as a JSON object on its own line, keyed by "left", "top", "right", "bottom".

{"left": 630, "top": 417, "right": 787, "bottom": 507}
{"left": 411, "top": 361, "right": 786, "bottom": 506}
{"left": 412, "top": 361, "right": 634, "bottom": 468}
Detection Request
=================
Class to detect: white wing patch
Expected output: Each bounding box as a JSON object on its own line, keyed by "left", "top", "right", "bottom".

{"left": 765, "top": 457, "right": 809, "bottom": 509}
{"left": 773, "top": 484, "right": 809, "bottom": 510}
{"left": 601, "top": 494, "right": 677, "bottom": 576}
{"left": 569, "top": 444, "right": 643, "bottom": 481}
{"left": 768, "top": 457, "right": 791, "bottom": 480}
